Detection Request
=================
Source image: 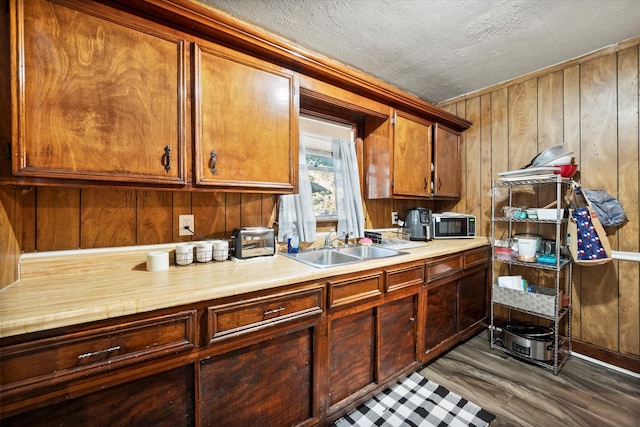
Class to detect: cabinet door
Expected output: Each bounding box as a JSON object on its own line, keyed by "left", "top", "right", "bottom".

{"left": 392, "top": 111, "right": 432, "bottom": 197}
{"left": 433, "top": 124, "right": 461, "bottom": 198}
{"left": 329, "top": 309, "right": 376, "bottom": 407}
{"left": 379, "top": 294, "right": 419, "bottom": 381}
{"left": 459, "top": 269, "right": 489, "bottom": 331}
{"left": 4, "top": 366, "right": 195, "bottom": 427}
{"left": 12, "top": 0, "right": 187, "bottom": 184}
{"left": 424, "top": 280, "right": 457, "bottom": 351}
{"left": 194, "top": 42, "right": 299, "bottom": 192}
{"left": 199, "top": 326, "right": 315, "bottom": 426}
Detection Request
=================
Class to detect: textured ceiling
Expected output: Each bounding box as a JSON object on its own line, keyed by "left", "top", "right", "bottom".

{"left": 198, "top": 0, "right": 640, "bottom": 104}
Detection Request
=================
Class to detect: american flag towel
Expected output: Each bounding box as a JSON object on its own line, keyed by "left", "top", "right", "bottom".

{"left": 332, "top": 372, "right": 495, "bottom": 427}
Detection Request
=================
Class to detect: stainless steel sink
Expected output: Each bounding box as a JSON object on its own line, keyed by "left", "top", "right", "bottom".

{"left": 282, "top": 248, "right": 362, "bottom": 268}
{"left": 281, "top": 245, "right": 408, "bottom": 268}
{"left": 336, "top": 245, "right": 408, "bottom": 259}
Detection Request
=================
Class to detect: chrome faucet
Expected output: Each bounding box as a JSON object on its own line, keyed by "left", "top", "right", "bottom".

{"left": 325, "top": 229, "right": 350, "bottom": 247}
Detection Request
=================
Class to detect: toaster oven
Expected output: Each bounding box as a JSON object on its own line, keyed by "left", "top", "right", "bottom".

{"left": 231, "top": 227, "right": 276, "bottom": 259}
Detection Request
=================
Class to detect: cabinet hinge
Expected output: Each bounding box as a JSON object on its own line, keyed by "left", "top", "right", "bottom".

{"left": 391, "top": 178, "right": 394, "bottom": 189}
{"left": 4, "top": 142, "right": 10, "bottom": 161}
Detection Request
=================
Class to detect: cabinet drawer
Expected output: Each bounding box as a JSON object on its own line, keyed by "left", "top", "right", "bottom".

{"left": 464, "top": 246, "right": 491, "bottom": 269}
{"left": 0, "top": 310, "right": 197, "bottom": 391}
{"left": 385, "top": 263, "right": 424, "bottom": 292}
{"left": 207, "top": 285, "right": 324, "bottom": 342}
{"left": 426, "top": 254, "right": 463, "bottom": 283}
{"left": 328, "top": 272, "right": 383, "bottom": 308}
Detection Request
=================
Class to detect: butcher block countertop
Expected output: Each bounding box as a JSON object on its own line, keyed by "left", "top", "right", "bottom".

{"left": 0, "top": 238, "right": 489, "bottom": 339}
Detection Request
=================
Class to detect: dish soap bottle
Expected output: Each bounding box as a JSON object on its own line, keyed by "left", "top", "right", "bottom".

{"left": 287, "top": 223, "right": 300, "bottom": 254}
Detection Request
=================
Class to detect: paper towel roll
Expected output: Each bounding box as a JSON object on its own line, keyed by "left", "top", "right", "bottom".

{"left": 146, "top": 251, "right": 169, "bottom": 271}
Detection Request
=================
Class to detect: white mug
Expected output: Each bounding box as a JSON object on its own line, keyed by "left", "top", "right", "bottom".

{"left": 212, "top": 240, "right": 229, "bottom": 261}
{"left": 196, "top": 241, "right": 213, "bottom": 263}
{"left": 175, "top": 243, "right": 194, "bottom": 266}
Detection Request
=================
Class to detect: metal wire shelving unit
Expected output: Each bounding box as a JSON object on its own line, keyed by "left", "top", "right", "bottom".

{"left": 490, "top": 175, "right": 573, "bottom": 375}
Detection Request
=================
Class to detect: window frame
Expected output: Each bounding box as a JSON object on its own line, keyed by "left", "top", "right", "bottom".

{"left": 299, "top": 113, "right": 357, "bottom": 222}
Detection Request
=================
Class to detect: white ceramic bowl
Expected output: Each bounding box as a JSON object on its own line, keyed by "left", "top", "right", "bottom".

{"left": 544, "top": 155, "right": 574, "bottom": 166}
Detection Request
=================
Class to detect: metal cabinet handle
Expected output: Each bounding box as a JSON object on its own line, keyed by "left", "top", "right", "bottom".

{"left": 77, "top": 345, "right": 121, "bottom": 359}
{"left": 210, "top": 150, "right": 217, "bottom": 174}
{"left": 263, "top": 306, "right": 286, "bottom": 316}
{"left": 409, "top": 317, "right": 416, "bottom": 323}
{"left": 163, "top": 146, "right": 171, "bottom": 172}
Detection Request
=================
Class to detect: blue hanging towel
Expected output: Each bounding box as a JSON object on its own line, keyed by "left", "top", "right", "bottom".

{"left": 571, "top": 207, "right": 608, "bottom": 261}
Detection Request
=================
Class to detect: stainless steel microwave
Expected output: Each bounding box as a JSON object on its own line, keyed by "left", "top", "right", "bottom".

{"left": 432, "top": 213, "right": 476, "bottom": 239}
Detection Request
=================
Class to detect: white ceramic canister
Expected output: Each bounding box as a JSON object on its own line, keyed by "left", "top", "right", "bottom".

{"left": 175, "top": 243, "right": 195, "bottom": 266}
{"left": 146, "top": 251, "right": 169, "bottom": 271}
{"left": 212, "top": 239, "right": 229, "bottom": 261}
{"left": 196, "top": 241, "right": 213, "bottom": 263}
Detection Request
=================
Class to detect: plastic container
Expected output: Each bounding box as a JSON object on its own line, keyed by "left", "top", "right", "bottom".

{"left": 495, "top": 247, "right": 514, "bottom": 261}
{"left": 537, "top": 209, "right": 559, "bottom": 220}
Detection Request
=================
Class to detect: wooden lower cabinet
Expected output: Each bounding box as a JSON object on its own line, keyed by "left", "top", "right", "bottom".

{"left": 0, "top": 247, "right": 489, "bottom": 426}
{"left": 424, "top": 279, "right": 458, "bottom": 351}
{"left": 329, "top": 308, "right": 376, "bottom": 408}
{"left": 326, "top": 262, "right": 422, "bottom": 419}
{"left": 423, "top": 249, "right": 490, "bottom": 359}
{"left": 379, "top": 294, "right": 419, "bottom": 381}
{"left": 3, "top": 365, "right": 195, "bottom": 426}
{"left": 458, "top": 269, "right": 489, "bottom": 331}
{"left": 199, "top": 325, "right": 317, "bottom": 427}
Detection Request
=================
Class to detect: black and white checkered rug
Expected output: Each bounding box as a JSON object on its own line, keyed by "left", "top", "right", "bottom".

{"left": 332, "top": 372, "right": 496, "bottom": 427}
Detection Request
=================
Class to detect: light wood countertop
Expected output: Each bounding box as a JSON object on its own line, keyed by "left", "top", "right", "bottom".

{"left": 0, "top": 238, "right": 489, "bottom": 339}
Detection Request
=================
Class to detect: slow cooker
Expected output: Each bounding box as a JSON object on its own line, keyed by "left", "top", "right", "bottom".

{"left": 503, "top": 322, "right": 554, "bottom": 361}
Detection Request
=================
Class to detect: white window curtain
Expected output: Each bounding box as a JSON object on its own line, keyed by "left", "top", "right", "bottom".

{"left": 278, "top": 137, "right": 316, "bottom": 243}
{"left": 332, "top": 138, "right": 365, "bottom": 238}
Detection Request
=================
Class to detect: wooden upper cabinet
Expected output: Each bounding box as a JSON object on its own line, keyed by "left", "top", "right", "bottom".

{"left": 365, "top": 110, "right": 463, "bottom": 200}
{"left": 11, "top": 0, "right": 187, "bottom": 184}
{"left": 392, "top": 110, "right": 433, "bottom": 197}
{"left": 433, "top": 124, "right": 462, "bottom": 198}
{"left": 193, "top": 42, "right": 299, "bottom": 193}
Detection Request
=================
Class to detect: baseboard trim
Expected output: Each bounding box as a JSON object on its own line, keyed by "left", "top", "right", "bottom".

{"left": 571, "top": 340, "right": 640, "bottom": 376}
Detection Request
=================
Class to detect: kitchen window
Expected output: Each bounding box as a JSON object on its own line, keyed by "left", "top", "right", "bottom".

{"left": 300, "top": 115, "right": 355, "bottom": 221}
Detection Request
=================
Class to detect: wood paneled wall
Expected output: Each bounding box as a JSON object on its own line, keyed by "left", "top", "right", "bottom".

{"left": 439, "top": 37, "right": 640, "bottom": 359}
{"left": 0, "top": 188, "right": 277, "bottom": 253}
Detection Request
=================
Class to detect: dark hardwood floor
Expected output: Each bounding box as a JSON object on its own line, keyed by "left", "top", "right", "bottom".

{"left": 419, "top": 332, "right": 640, "bottom": 427}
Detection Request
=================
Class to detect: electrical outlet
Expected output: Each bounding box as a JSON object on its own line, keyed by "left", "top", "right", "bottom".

{"left": 179, "top": 214, "right": 194, "bottom": 236}
{"left": 391, "top": 211, "right": 398, "bottom": 225}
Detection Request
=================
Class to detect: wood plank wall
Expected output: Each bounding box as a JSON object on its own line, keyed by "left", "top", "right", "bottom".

{"left": 439, "top": 37, "right": 640, "bottom": 359}
{"left": 0, "top": 188, "right": 277, "bottom": 253}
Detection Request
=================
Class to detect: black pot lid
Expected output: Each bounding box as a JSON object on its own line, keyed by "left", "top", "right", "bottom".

{"left": 504, "top": 322, "right": 553, "bottom": 337}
